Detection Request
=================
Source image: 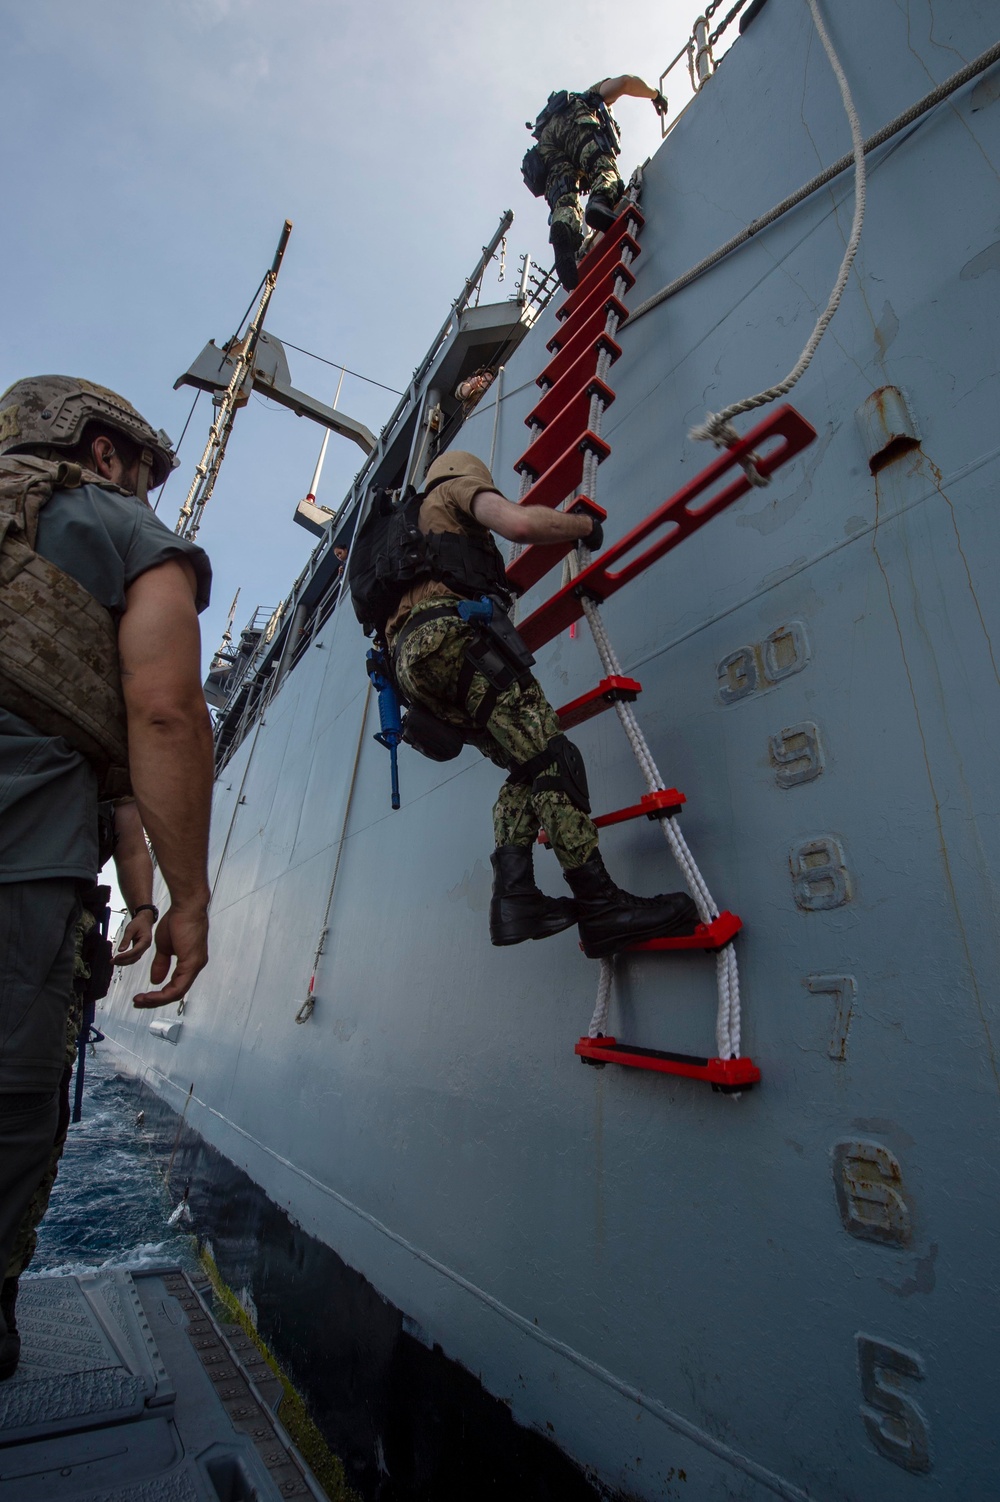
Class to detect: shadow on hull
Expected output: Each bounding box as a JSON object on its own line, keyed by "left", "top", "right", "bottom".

{"left": 132, "top": 1073, "right": 617, "bottom": 1502}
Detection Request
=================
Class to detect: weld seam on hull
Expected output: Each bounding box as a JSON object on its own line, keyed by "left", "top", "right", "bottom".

{"left": 114, "top": 1039, "right": 814, "bottom": 1501}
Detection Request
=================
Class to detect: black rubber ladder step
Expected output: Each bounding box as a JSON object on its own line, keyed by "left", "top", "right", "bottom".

{"left": 515, "top": 378, "right": 616, "bottom": 480}
{"left": 629, "top": 910, "right": 743, "bottom": 952}
{"left": 514, "top": 430, "right": 611, "bottom": 513}
{"left": 528, "top": 356, "right": 616, "bottom": 431}
{"left": 539, "top": 787, "right": 685, "bottom": 845}
{"left": 555, "top": 674, "right": 641, "bottom": 731}
{"left": 575, "top": 1036, "right": 760, "bottom": 1091}
{"left": 545, "top": 293, "right": 630, "bottom": 359}
{"left": 537, "top": 330, "right": 622, "bottom": 396}
{"left": 506, "top": 499, "right": 606, "bottom": 595}
{"left": 559, "top": 229, "right": 643, "bottom": 321}
{"left": 516, "top": 404, "right": 818, "bottom": 652}
{"left": 553, "top": 262, "right": 636, "bottom": 335}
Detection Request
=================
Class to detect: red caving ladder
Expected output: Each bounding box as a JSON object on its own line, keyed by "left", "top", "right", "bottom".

{"left": 507, "top": 199, "right": 816, "bottom": 1091}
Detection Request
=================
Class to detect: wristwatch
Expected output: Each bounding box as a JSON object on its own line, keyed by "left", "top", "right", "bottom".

{"left": 131, "top": 904, "right": 159, "bottom": 921}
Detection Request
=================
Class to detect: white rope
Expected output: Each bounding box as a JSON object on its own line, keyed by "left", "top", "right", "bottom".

{"left": 516, "top": 198, "right": 743, "bottom": 1056}
{"left": 577, "top": 0, "right": 868, "bottom": 1055}
{"left": 690, "top": 0, "right": 867, "bottom": 477}
{"left": 589, "top": 959, "right": 614, "bottom": 1037}
{"left": 574, "top": 349, "right": 740, "bottom": 1057}
{"left": 624, "top": 40, "right": 1000, "bottom": 332}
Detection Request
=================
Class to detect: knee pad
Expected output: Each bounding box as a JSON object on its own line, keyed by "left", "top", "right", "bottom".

{"left": 508, "top": 735, "right": 591, "bottom": 814}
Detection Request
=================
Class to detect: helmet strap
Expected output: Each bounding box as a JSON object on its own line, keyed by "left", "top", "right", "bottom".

{"left": 135, "top": 446, "right": 153, "bottom": 505}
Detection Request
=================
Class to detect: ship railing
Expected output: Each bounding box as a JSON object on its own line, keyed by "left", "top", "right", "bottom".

{"left": 657, "top": 0, "right": 755, "bottom": 141}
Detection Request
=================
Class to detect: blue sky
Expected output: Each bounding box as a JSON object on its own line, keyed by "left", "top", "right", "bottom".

{"left": 3, "top": 0, "right": 705, "bottom": 661}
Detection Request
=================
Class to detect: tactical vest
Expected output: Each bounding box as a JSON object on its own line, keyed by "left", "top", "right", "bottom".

{"left": 349, "top": 484, "right": 513, "bottom": 639}
{"left": 0, "top": 455, "right": 130, "bottom": 797}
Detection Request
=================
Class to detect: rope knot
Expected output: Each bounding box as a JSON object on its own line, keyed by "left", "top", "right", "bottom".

{"left": 689, "top": 412, "right": 770, "bottom": 488}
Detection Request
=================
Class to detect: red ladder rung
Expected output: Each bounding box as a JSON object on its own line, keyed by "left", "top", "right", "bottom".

{"left": 506, "top": 499, "right": 606, "bottom": 596}
{"left": 555, "top": 674, "right": 641, "bottom": 731}
{"left": 528, "top": 360, "right": 614, "bottom": 432}
{"left": 571, "top": 203, "right": 645, "bottom": 283}
{"left": 516, "top": 379, "right": 616, "bottom": 478}
{"left": 575, "top": 1037, "right": 760, "bottom": 1091}
{"left": 555, "top": 263, "right": 636, "bottom": 333}
{"left": 537, "top": 331, "right": 622, "bottom": 395}
{"left": 517, "top": 405, "right": 818, "bottom": 652}
{"left": 515, "top": 431, "right": 611, "bottom": 512}
{"left": 559, "top": 231, "right": 642, "bottom": 320}
{"left": 539, "top": 787, "right": 685, "bottom": 845}
{"left": 546, "top": 295, "right": 629, "bottom": 357}
{"left": 629, "top": 910, "right": 743, "bottom": 953}
{"left": 592, "top": 787, "right": 685, "bottom": 828}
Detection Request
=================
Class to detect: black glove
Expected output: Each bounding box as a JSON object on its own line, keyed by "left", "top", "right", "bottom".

{"left": 652, "top": 90, "right": 668, "bottom": 118}
{"left": 572, "top": 503, "right": 603, "bottom": 552}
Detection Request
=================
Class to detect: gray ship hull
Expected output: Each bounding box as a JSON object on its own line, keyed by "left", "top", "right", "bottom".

{"left": 101, "top": 0, "right": 1000, "bottom": 1495}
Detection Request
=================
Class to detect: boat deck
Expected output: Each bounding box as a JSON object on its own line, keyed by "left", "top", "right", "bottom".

{"left": 0, "top": 1265, "right": 326, "bottom": 1501}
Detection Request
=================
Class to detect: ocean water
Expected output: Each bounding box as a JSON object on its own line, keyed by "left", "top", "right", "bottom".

{"left": 26, "top": 1043, "right": 199, "bottom": 1279}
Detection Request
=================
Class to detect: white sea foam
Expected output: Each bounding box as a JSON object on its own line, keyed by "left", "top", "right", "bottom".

{"left": 23, "top": 1240, "right": 191, "bottom": 1280}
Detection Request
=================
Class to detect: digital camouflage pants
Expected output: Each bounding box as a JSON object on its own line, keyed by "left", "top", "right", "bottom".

{"left": 537, "top": 100, "right": 624, "bottom": 242}
{"left": 4, "top": 908, "right": 90, "bottom": 1281}
{"left": 393, "top": 601, "right": 599, "bottom": 871}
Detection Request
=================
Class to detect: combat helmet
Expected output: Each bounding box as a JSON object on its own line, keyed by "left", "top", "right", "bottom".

{"left": 0, "top": 375, "right": 179, "bottom": 499}
{"left": 424, "top": 449, "right": 495, "bottom": 493}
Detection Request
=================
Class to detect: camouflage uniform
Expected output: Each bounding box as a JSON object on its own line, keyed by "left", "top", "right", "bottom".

{"left": 537, "top": 89, "right": 624, "bottom": 242}
{"left": 3, "top": 909, "right": 91, "bottom": 1280}
{"left": 394, "top": 598, "right": 599, "bottom": 871}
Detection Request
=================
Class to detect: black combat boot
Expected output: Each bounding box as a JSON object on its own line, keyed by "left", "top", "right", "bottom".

{"left": 584, "top": 194, "right": 617, "bottom": 233}
{"left": 490, "top": 846, "right": 578, "bottom": 946}
{"left": 0, "top": 1277, "right": 20, "bottom": 1382}
{"left": 550, "top": 223, "right": 581, "bottom": 290}
{"left": 564, "top": 852, "right": 698, "bottom": 959}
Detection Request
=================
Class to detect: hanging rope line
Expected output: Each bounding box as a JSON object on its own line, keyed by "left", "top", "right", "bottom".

{"left": 690, "top": 0, "right": 866, "bottom": 458}
{"left": 233, "top": 275, "right": 268, "bottom": 340}
{"left": 152, "top": 390, "right": 200, "bottom": 514}
{"left": 271, "top": 336, "right": 404, "bottom": 396}
{"left": 625, "top": 35, "right": 1000, "bottom": 332}
{"left": 572, "top": 0, "right": 874, "bottom": 1049}
{"left": 296, "top": 682, "right": 372, "bottom": 1024}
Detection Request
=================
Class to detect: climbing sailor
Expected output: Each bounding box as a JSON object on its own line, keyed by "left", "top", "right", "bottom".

{"left": 522, "top": 76, "right": 668, "bottom": 290}
{"left": 351, "top": 450, "right": 697, "bottom": 955}
{"left": 0, "top": 374, "right": 214, "bottom": 1379}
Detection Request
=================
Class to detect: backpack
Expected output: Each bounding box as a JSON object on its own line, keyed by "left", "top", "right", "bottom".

{"left": 347, "top": 486, "right": 418, "bottom": 638}
{"left": 348, "top": 485, "right": 512, "bottom": 641}
{"left": 521, "top": 145, "right": 547, "bottom": 198}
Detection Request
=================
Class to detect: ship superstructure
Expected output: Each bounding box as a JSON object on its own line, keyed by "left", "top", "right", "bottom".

{"left": 101, "top": 1, "right": 1000, "bottom": 1496}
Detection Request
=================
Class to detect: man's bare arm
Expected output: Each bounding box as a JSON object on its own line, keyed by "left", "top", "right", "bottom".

{"left": 471, "top": 490, "right": 596, "bottom": 546}
{"left": 118, "top": 558, "right": 214, "bottom": 1007}
{"left": 111, "top": 800, "right": 155, "bottom": 966}
{"left": 598, "top": 74, "right": 660, "bottom": 105}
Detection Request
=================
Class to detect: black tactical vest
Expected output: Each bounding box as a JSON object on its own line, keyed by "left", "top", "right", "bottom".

{"left": 349, "top": 485, "right": 513, "bottom": 639}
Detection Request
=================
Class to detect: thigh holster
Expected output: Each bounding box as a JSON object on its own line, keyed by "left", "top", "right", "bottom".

{"left": 507, "top": 734, "right": 591, "bottom": 814}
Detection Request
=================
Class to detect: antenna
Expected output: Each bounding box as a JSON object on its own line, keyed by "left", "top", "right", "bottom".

{"left": 220, "top": 588, "right": 240, "bottom": 655}
{"left": 175, "top": 220, "right": 293, "bottom": 540}
{"left": 303, "top": 367, "right": 346, "bottom": 506}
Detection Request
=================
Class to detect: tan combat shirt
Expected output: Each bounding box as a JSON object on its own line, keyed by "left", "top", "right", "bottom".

{"left": 385, "top": 475, "right": 495, "bottom": 641}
